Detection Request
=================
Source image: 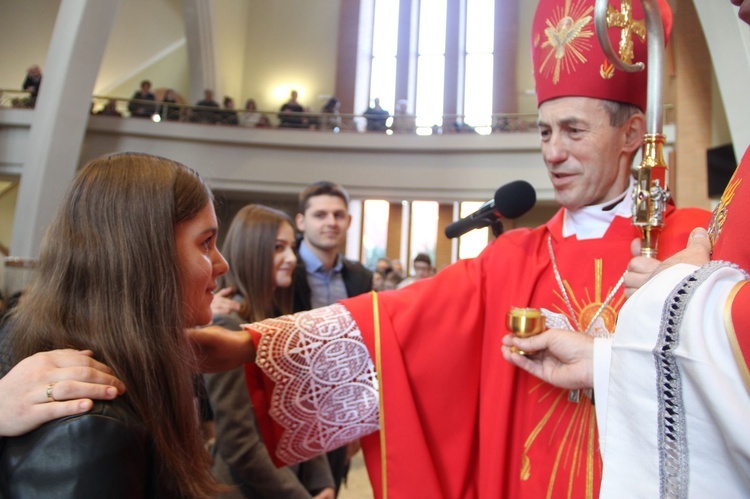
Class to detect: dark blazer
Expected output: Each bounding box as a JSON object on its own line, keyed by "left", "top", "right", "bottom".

{"left": 292, "top": 255, "right": 373, "bottom": 313}
{"left": 0, "top": 399, "right": 174, "bottom": 498}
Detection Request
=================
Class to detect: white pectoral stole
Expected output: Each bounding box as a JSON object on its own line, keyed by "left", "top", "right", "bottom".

{"left": 600, "top": 262, "right": 750, "bottom": 499}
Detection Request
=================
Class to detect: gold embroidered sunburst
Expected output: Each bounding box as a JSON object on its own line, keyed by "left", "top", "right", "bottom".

{"left": 521, "top": 259, "right": 624, "bottom": 497}
{"left": 539, "top": 0, "right": 595, "bottom": 84}
{"left": 708, "top": 174, "right": 742, "bottom": 248}
{"left": 553, "top": 259, "right": 625, "bottom": 332}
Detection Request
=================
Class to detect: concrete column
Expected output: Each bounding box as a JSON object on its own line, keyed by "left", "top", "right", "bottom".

{"left": 386, "top": 202, "right": 403, "bottom": 260}
{"left": 335, "top": 0, "right": 362, "bottom": 114}
{"left": 435, "top": 203, "right": 454, "bottom": 269}
{"left": 673, "top": 0, "right": 711, "bottom": 209}
{"left": 395, "top": 0, "right": 416, "bottom": 109}
{"left": 10, "top": 0, "right": 120, "bottom": 259}
{"left": 493, "top": 0, "right": 518, "bottom": 114}
{"left": 183, "top": 0, "right": 217, "bottom": 104}
{"left": 443, "top": 0, "right": 462, "bottom": 120}
{"left": 692, "top": 0, "right": 750, "bottom": 158}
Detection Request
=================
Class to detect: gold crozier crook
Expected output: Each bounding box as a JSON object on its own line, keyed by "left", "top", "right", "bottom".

{"left": 594, "top": 0, "right": 668, "bottom": 258}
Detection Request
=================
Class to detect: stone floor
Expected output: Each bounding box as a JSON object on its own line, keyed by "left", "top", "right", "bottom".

{"left": 337, "top": 451, "right": 374, "bottom": 499}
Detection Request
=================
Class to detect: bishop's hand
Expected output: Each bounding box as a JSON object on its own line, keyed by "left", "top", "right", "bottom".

{"left": 624, "top": 238, "right": 662, "bottom": 298}
{"left": 652, "top": 227, "right": 711, "bottom": 274}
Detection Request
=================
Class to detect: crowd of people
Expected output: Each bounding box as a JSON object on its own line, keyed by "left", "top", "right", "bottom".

{"left": 1, "top": 0, "right": 749, "bottom": 497}
{"left": 9, "top": 68, "right": 530, "bottom": 133}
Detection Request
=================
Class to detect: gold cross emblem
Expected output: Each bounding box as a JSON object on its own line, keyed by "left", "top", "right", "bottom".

{"left": 606, "top": 0, "right": 646, "bottom": 64}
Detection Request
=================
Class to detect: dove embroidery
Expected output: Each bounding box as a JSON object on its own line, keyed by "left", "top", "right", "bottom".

{"left": 539, "top": 5, "right": 594, "bottom": 84}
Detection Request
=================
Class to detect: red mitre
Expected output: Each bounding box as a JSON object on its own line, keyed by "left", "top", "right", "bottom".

{"left": 531, "top": 0, "right": 673, "bottom": 111}
{"left": 709, "top": 146, "right": 750, "bottom": 272}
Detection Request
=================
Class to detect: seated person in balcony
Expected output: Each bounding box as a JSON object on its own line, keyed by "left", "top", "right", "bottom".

{"left": 97, "top": 99, "right": 122, "bottom": 117}
{"left": 363, "top": 98, "right": 390, "bottom": 132}
{"left": 159, "top": 89, "right": 182, "bottom": 121}
{"left": 279, "top": 90, "right": 306, "bottom": 128}
{"left": 240, "top": 98, "right": 262, "bottom": 127}
{"left": 128, "top": 79, "right": 156, "bottom": 118}
{"left": 219, "top": 96, "right": 239, "bottom": 126}
{"left": 391, "top": 99, "right": 415, "bottom": 133}
{"left": 320, "top": 97, "right": 342, "bottom": 131}
{"left": 21, "top": 65, "right": 43, "bottom": 107}
{"left": 192, "top": 89, "right": 221, "bottom": 124}
{"left": 450, "top": 118, "right": 476, "bottom": 134}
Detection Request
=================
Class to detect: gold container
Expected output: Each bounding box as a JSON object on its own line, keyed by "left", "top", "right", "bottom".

{"left": 506, "top": 307, "right": 546, "bottom": 337}
{"left": 506, "top": 308, "right": 545, "bottom": 355}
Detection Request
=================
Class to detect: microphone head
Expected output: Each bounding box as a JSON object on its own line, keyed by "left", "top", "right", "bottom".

{"left": 494, "top": 180, "right": 536, "bottom": 219}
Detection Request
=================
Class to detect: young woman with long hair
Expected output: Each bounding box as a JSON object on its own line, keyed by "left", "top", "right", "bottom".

{"left": 1, "top": 152, "right": 228, "bottom": 497}
{"left": 204, "top": 204, "right": 335, "bottom": 499}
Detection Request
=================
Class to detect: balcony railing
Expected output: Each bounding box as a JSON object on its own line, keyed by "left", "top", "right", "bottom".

{"left": 0, "top": 89, "right": 37, "bottom": 109}
{"left": 1, "top": 89, "right": 542, "bottom": 136}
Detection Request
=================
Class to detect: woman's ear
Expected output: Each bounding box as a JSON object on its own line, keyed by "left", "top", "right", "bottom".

{"left": 623, "top": 113, "right": 646, "bottom": 154}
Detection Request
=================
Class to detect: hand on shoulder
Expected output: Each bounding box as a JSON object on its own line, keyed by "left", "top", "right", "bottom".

{"left": 0, "top": 349, "right": 125, "bottom": 437}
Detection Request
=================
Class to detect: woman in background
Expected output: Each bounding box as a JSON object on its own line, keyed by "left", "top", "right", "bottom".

{"left": 320, "top": 97, "right": 341, "bottom": 131}
{"left": 240, "top": 98, "right": 262, "bottom": 128}
{"left": 160, "top": 88, "right": 182, "bottom": 121}
{"left": 0, "top": 152, "right": 228, "bottom": 497}
{"left": 205, "top": 204, "right": 335, "bottom": 499}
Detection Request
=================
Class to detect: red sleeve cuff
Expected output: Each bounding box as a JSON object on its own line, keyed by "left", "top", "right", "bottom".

{"left": 243, "top": 326, "right": 286, "bottom": 467}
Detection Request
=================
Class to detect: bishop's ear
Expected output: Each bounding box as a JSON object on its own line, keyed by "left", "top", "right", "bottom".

{"left": 623, "top": 113, "right": 646, "bottom": 154}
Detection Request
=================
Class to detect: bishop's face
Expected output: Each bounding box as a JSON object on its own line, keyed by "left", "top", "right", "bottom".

{"left": 537, "top": 97, "right": 635, "bottom": 211}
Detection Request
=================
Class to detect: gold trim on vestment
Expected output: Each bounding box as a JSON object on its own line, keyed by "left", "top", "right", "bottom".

{"left": 372, "top": 291, "right": 387, "bottom": 499}
{"left": 724, "top": 281, "right": 750, "bottom": 396}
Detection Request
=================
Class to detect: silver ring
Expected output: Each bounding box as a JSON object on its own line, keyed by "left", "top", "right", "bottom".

{"left": 46, "top": 382, "right": 56, "bottom": 402}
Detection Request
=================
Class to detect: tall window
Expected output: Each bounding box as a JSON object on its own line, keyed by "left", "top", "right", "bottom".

{"left": 408, "top": 200, "right": 438, "bottom": 273}
{"left": 369, "top": 0, "right": 400, "bottom": 115}
{"left": 463, "top": 0, "right": 494, "bottom": 133}
{"left": 361, "top": 199, "right": 390, "bottom": 268}
{"left": 457, "top": 201, "right": 489, "bottom": 259}
{"left": 365, "top": 0, "right": 499, "bottom": 135}
{"left": 415, "top": 0, "right": 447, "bottom": 131}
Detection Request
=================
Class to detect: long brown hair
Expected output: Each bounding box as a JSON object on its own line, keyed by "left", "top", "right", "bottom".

{"left": 10, "top": 152, "right": 221, "bottom": 497}
{"left": 219, "top": 204, "right": 295, "bottom": 322}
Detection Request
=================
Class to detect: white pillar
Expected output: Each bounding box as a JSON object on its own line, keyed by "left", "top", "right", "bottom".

{"left": 183, "top": 0, "right": 217, "bottom": 103}
{"left": 10, "top": 0, "right": 121, "bottom": 259}
{"left": 693, "top": 0, "right": 750, "bottom": 157}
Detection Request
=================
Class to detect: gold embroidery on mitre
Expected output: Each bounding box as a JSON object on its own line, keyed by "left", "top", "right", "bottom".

{"left": 606, "top": 0, "right": 646, "bottom": 65}
{"left": 708, "top": 174, "right": 742, "bottom": 247}
{"left": 539, "top": 0, "right": 595, "bottom": 84}
{"left": 599, "top": 59, "right": 615, "bottom": 79}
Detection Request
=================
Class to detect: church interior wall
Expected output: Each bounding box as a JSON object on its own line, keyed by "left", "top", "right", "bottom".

{"left": 0, "top": 0, "right": 731, "bottom": 130}
{"left": 0, "top": 0, "right": 745, "bottom": 262}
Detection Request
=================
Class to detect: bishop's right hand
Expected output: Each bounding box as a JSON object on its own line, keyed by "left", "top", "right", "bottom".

{"left": 501, "top": 329, "right": 594, "bottom": 390}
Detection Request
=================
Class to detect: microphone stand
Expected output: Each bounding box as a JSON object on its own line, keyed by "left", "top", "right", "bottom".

{"left": 594, "top": 0, "right": 668, "bottom": 258}
{"left": 490, "top": 219, "right": 504, "bottom": 238}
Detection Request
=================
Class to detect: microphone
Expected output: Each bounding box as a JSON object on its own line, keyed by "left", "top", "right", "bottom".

{"left": 444, "top": 180, "right": 536, "bottom": 239}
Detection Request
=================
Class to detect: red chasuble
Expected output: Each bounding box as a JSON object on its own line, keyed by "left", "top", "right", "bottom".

{"left": 711, "top": 146, "right": 750, "bottom": 387}
{"left": 728, "top": 282, "right": 750, "bottom": 394}
{"left": 246, "top": 205, "right": 708, "bottom": 499}
{"left": 344, "top": 206, "right": 708, "bottom": 499}
{"left": 710, "top": 146, "right": 750, "bottom": 272}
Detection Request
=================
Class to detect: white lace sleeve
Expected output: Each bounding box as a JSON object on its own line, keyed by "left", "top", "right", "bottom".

{"left": 246, "top": 303, "right": 380, "bottom": 464}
